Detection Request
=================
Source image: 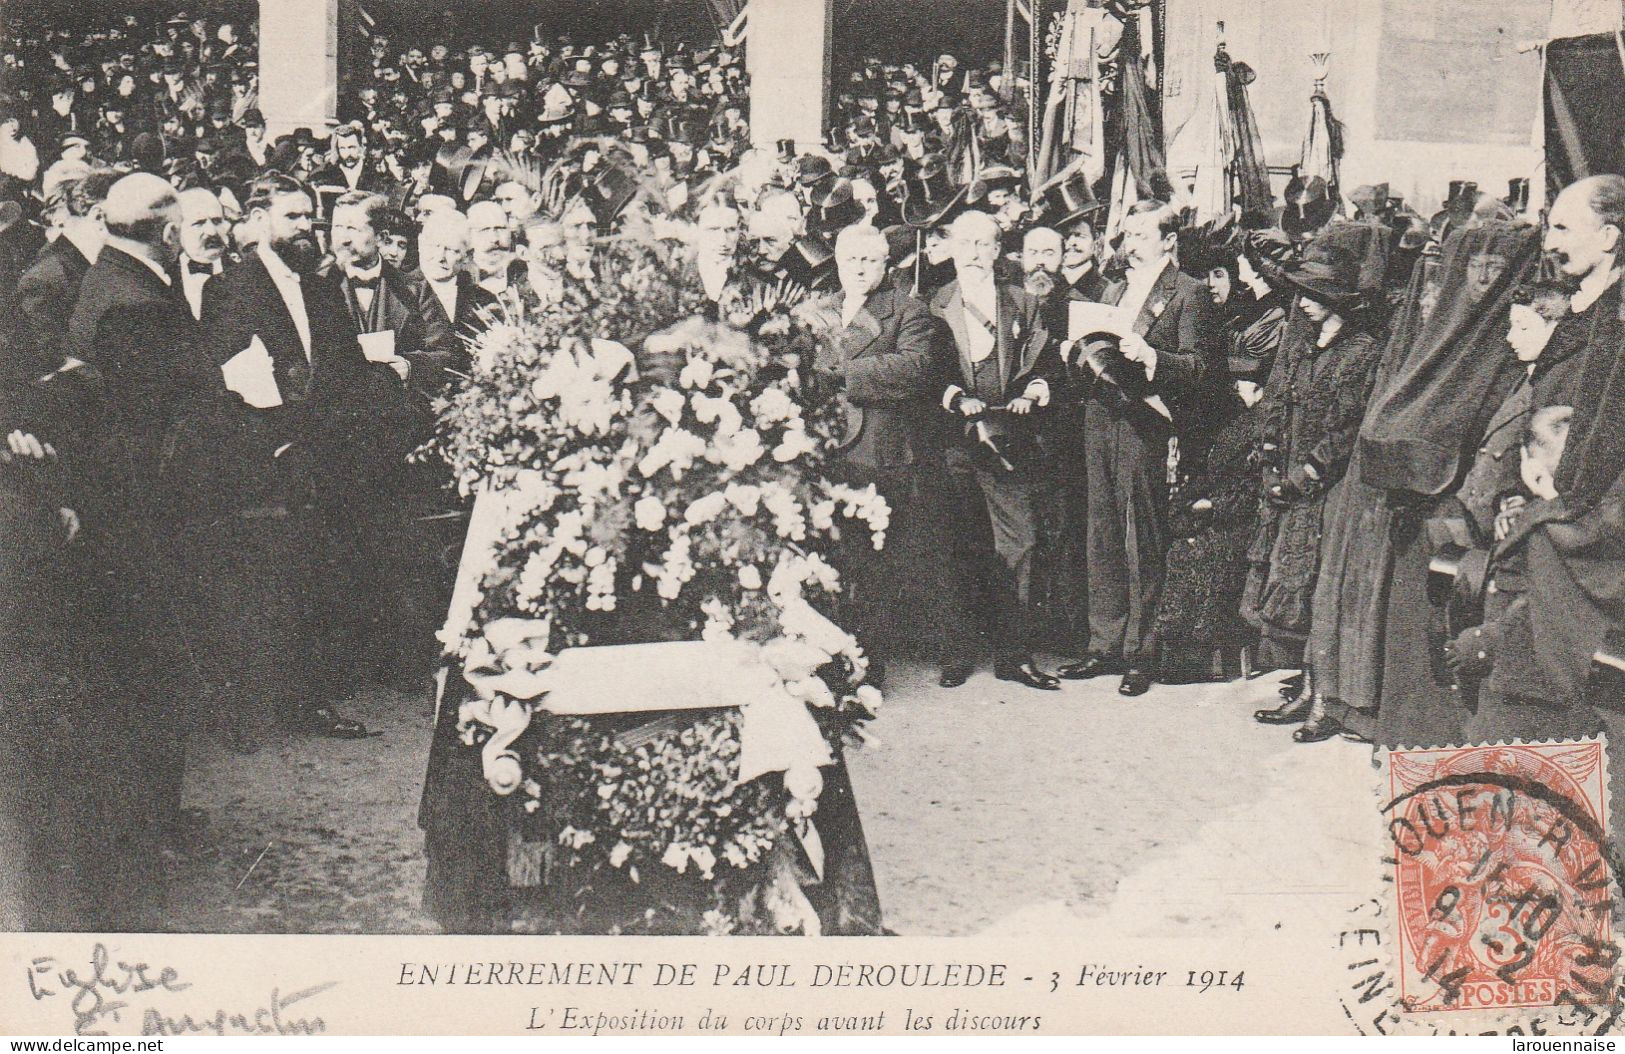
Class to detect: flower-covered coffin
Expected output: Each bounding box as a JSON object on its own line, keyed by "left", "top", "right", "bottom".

{"left": 423, "top": 226, "right": 887, "bottom": 934}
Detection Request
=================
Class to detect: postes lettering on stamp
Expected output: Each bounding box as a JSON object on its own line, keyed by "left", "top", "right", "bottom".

{"left": 1383, "top": 741, "right": 1619, "bottom": 1015}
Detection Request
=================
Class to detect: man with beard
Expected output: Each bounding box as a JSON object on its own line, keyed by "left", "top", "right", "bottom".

{"left": 175, "top": 187, "right": 232, "bottom": 321}
{"left": 1058, "top": 200, "right": 1219, "bottom": 697}
{"left": 310, "top": 122, "right": 379, "bottom": 222}
{"left": 932, "top": 209, "right": 1062, "bottom": 691}
{"left": 1019, "top": 224, "right": 1089, "bottom": 647}
{"left": 194, "top": 172, "right": 383, "bottom": 740}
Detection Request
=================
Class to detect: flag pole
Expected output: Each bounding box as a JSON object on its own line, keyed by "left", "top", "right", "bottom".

{"left": 1004, "top": 0, "right": 1017, "bottom": 100}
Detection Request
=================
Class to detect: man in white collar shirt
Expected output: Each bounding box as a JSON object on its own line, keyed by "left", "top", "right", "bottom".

{"left": 328, "top": 189, "right": 464, "bottom": 692}
{"left": 931, "top": 209, "right": 1062, "bottom": 692}
{"left": 1058, "top": 199, "right": 1219, "bottom": 697}
{"left": 176, "top": 187, "right": 229, "bottom": 320}
{"left": 312, "top": 122, "right": 375, "bottom": 193}
{"left": 328, "top": 189, "right": 454, "bottom": 384}
{"left": 694, "top": 197, "right": 740, "bottom": 305}
{"left": 418, "top": 208, "right": 500, "bottom": 349}
{"left": 196, "top": 172, "right": 385, "bottom": 741}
{"left": 467, "top": 200, "right": 520, "bottom": 298}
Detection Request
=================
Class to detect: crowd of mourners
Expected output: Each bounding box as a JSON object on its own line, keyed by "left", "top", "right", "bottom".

{"left": 2, "top": 3, "right": 1623, "bottom": 933}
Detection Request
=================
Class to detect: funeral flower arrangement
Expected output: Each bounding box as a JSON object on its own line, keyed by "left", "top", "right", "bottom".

{"left": 426, "top": 223, "right": 886, "bottom": 931}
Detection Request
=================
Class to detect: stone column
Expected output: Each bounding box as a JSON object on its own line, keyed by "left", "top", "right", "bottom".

{"left": 747, "top": 0, "right": 833, "bottom": 151}
{"left": 258, "top": 0, "right": 340, "bottom": 140}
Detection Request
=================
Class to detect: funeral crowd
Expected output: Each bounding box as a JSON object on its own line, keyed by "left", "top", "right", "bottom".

{"left": 2, "top": 2, "right": 1624, "bottom": 932}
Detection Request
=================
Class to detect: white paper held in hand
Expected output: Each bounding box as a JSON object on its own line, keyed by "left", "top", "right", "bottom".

{"left": 358, "top": 329, "right": 397, "bottom": 363}
{"left": 1067, "top": 300, "right": 1135, "bottom": 341}
{"left": 221, "top": 335, "right": 283, "bottom": 409}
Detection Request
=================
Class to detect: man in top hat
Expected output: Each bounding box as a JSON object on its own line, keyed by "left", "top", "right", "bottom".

{"left": 1282, "top": 173, "right": 1336, "bottom": 243}
{"left": 890, "top": 154, "right": 967, "bottom": 300}
{"left": 932, "top": 209, "right": 1063, "bottom": 691}
{"left": 1059, "top": 199, "right": 1220, "bottom": 696}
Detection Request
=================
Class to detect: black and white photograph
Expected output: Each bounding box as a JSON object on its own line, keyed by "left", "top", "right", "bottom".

{"left": 2, "top": 0, "right": 1625, "bottom": 1039}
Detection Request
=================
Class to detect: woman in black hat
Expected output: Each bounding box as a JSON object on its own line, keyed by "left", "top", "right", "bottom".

{"left": 1243, "top": 235, "right": 1384, "bottom": 741}
{"left": 1152, "top": 233, "right": 1287, "bottom": 684}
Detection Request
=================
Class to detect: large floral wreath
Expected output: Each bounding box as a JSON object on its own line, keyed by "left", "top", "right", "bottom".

{"left": 426, "top": 221, "right": 887, "bottom": 932}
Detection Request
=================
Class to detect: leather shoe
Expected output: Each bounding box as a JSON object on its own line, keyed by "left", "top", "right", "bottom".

{"left": 1254, "top": 694, "right": 1313, "bottom": 725}
{"left": 1293, "top": 713, "right": 1352, "bottom": 743}
{"left": 1277, "top": 672, "right": 1305, "bottom": 700}
{"left": 995, "top": 662, "right": 1061, "bottom": 691}
{"left": 1118, "top": 668, "right": 1152, "bottom": 696}
{"left": 300, "top": 706, "right": 375, "bottom": 739}
{"left": 938, "top": 661, "right": 972, "bottom": 688}
{"left": 1057, "top": 654, "right": 1122, "bottom": 680}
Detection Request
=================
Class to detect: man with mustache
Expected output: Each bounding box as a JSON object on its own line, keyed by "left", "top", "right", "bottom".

{"left": 324, "top": 189, "right": 459, "bottom": 691}
{"left": 195, "top": 172, "right": 395, "bottom": 741}
{"left": 175, "top": 187, "right": 230, "bottom": 320}
{"left": 1533, "top": 175, "right": 1625, "bottom": 412}
{"left": 932, "top": 209, "right": 1062, "bottom": 691}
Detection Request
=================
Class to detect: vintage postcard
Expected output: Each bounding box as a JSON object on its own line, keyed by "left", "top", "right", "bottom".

{"left": 3, "top": 0, "right": 1624, "bottom": 1039}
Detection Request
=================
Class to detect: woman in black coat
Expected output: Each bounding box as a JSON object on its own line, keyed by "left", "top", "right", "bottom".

{"left": 1151, "top": 241, "right": 1284, "bottom": 682}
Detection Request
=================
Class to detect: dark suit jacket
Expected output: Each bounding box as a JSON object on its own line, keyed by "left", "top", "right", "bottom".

{"left": 66, "top": 246, "right": 205, "bottom": 515}
{"left": 931, "top": 277, "right": 1058, "bottom": 470}
{"left": 416, "top": 270, "right": 500, "bottom": 376}
{"left": 16, "top": 235, "right": 92, "bottom": 376}
{"left": 811, "top": 285, "right": 940, "bottom": 471}
{"left": 198, "top": 249, "right": 399, "bottom": 474}
{"left": 308, "top": 163, "right": 387, "bottom": 206}
{"left": 931, "top": 277, "right": 1056, "bottom": 407}
{"left": 328, "top": 260, "right": 461, "bottom": 400}
{"left": 1098, "top": 259, "right": 1219, "bottom": 402}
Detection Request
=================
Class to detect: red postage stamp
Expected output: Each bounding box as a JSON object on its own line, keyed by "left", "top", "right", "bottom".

{"left": 1383, "top": 740, "right": 1617, "bottom": 1015}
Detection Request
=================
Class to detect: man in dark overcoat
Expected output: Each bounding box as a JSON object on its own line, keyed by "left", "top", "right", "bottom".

{"left": 807, "top": 222, "right": 974, "bottom": 687}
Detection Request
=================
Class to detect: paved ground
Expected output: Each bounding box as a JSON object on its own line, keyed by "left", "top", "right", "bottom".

{"left": 160, "top": 662, "right": 1379, "bottom": 936}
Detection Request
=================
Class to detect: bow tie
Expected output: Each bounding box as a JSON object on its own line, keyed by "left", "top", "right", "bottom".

{"left": 185, "top": 259, "right": 214, "bottom": 276}
{"left": 348, "top": 269, "right": 381, "bottom": 290}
